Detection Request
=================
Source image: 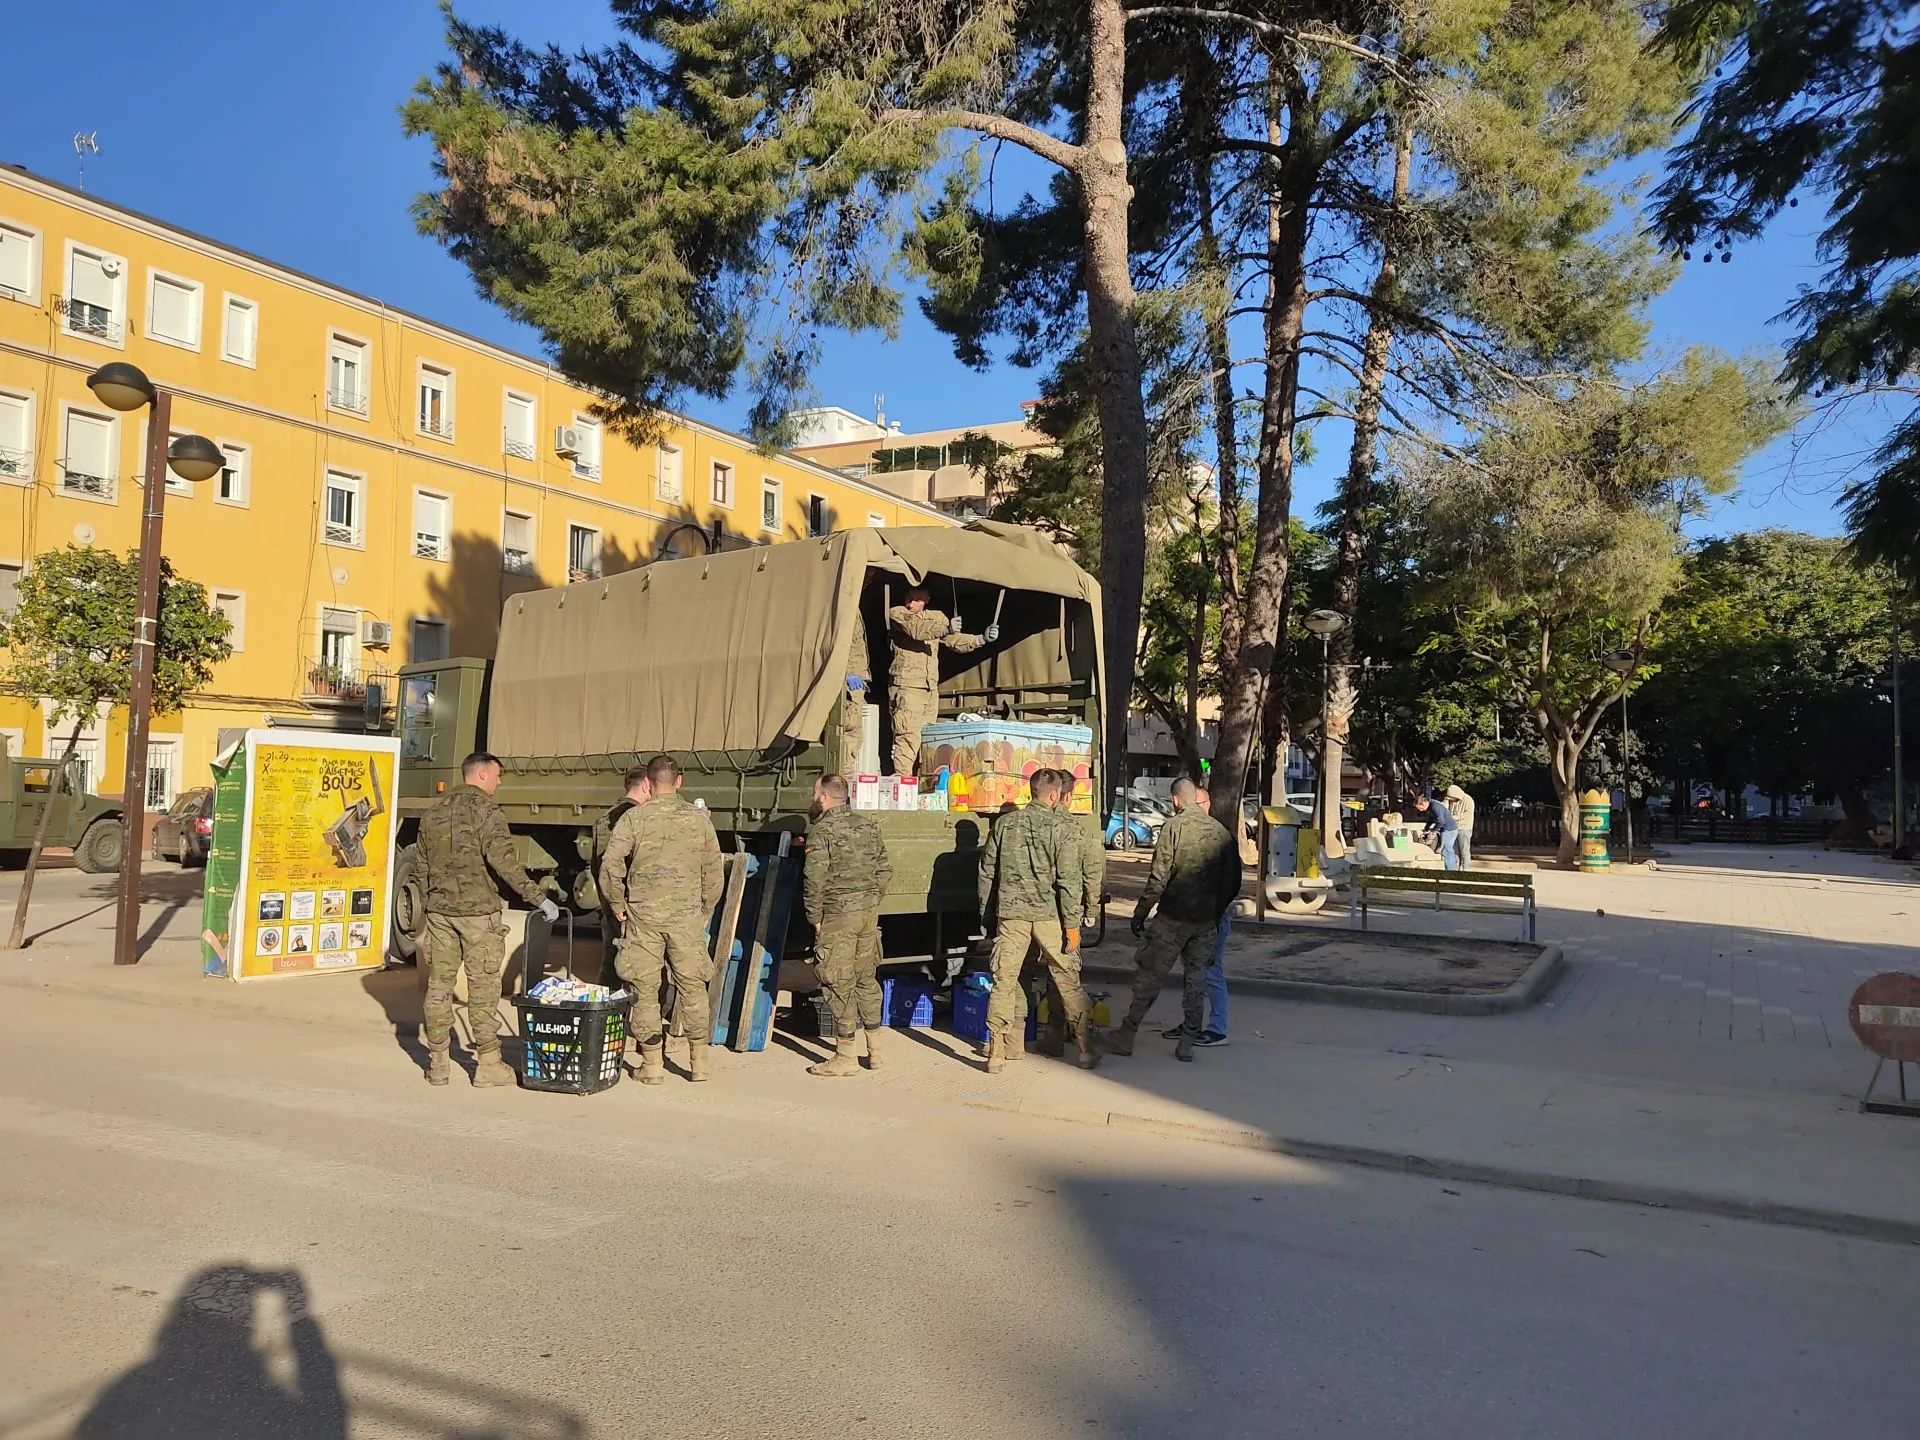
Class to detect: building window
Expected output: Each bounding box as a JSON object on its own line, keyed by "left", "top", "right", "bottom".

{"left": 502, "top": 510, "right": 535, "bottom": 574}
{"left": 711, "top": 460, "right": 735, "bottom": 508}
{"left": 323, "top": 469, "right": 363, "bottom": 546}
{"left": 867, "top": 512, "right": 886, "bottom": 528}
{"left": 572, "top": 416, "right": 601, "bottom": 480}
{"left": 410, "top": 617, "right": 449, "bottom": 663}
{"left": 0, "top": 221, "right": 39, "bottom": 302}
{"left": 567, "top": 523, "right": 601, "bottom": 581}
{"left": 145, "top": 739, "right": 178, "bottom": 811}
{"left": 216, "top": 441, "right": 249, "bottom": 506}
{"left": 417, "top": 362, "right": 454, "bottom": 440}
{"left": 807, "top": 494, "right": 830, "bottom": 538}
{"left": 158, "top": 428, "right": 193, "bottom": 496}
{"left": 0, "top": 389, "right": 32, "bottom": 483}
{"left": 212, "top": 588, "right": 245, "bottom": 650}
{"left": 60, "top": 408, "right": 117, "bottom": 500}
{"left": 413, "top": 490, "right": 451, "bottom": 561}
{"left": 63, "top": 244, "right": 125, "bottom": 343}
{"left": 221, "top": 295, "right": 257, "bottom": 366}
{"left": 317, "top": 607, "right": 359, "bottom": 685}
{"left": 761, "top": 478, "right": 781, "bottom": 533}
{"left": 327, "top": 334, "right": 368, "bottom": 414}
{"left": 147, "top": 271, "right": 202, "bottom": 350}
{"left": 656, "top": 444, "right": 683, "bottom": 503}
{"left": 0, "top": 562, "right": 22, "bottom": 617}
{"left": 504, "top": 391, "right": 536, "bottom": 460}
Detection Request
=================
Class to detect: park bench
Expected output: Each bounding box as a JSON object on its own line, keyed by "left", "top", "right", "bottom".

{"left": 1349, "top": 868, "right": 1537, "bottom": 943}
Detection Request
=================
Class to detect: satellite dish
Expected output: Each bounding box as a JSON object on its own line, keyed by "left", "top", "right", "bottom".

{"left": 98, "top": 257, "right": 122, "bottom": 279}
{"left": 332, "top": 567, "right": 348, "bottom": 585}
{"left": 73, "top": 523, "right": 95, "bottom": 545}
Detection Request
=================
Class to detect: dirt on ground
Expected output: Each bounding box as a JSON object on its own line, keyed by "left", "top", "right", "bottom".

{"left": 1220, "top": 929, "right": 1543, "bottom": 994}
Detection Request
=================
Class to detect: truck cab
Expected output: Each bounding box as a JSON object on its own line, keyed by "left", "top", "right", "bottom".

{"left": 0, "top": 742, "right": 127, "bottom": 873}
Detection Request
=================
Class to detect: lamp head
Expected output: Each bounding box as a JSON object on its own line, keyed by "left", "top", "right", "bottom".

{"left": 1303, "top": 608, "right": 1347, "bottom": 638}
{"left": 85, "top": 362, "right": 156, "bottom": 413}
{"left": 166, "top": 434, "right": 224, "bottom": 485}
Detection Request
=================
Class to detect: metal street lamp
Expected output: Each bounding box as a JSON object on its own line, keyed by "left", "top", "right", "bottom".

{"left": 1303, "top": 609, "right": 1347, "bottom": 842}
{"left": 1605, "top": 650, "right": 1636, "bottom": 865}
{"left": 85, "top": 362, "right": 222, "bottom": 966}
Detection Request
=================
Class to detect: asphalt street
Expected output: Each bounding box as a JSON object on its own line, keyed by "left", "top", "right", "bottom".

{"left": 2, "top": 968, "right": 1917, "bottom": 1439}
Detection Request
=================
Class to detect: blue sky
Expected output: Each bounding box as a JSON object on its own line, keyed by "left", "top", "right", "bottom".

{"left": 0, "top": 0, "right": 1885, "bottom": 539}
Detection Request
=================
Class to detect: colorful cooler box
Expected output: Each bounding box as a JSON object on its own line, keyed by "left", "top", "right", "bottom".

{"left": 919, "top": 719, "right": 1094, "bottom": 814}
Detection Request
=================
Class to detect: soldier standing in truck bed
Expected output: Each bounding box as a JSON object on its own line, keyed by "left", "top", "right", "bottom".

{"left": 977, "top": 769, "right": 1096, "bottom": 1073}
{"left": 599, "top": 754, "right": 725, "bottom": 1085}
{"left": 803, "top": 773, "right": 892, "bottom": 1078}
{"left": 841, "top": 598, "right": 871, "bottom": 771}
{"left": 415, "top": 751, "right": 559, "bottom": 1088}
{"left": 887, "top": 585, "right": 994, "bottom": 776}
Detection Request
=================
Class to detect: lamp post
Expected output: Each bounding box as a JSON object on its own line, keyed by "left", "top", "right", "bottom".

{"left": 1303, "top": 608, "right": 1348, "bottom": 843}
{"left": 1605, "top": 650, "right": 1636, "bottom": 865}
{"left": 85, "top": 363, "right": 223, "bottom": 965}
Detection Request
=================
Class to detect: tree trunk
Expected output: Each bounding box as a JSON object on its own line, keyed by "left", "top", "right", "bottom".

{"left": 1081, "top": 0, "right": 1151, "bottom": 807}
{"left": 1210, "top": 74, "right": 1310, "bottom": 809}
{"left": 1188, "top": 57, "right": 1243, "bottom": 671}
{"left": 1548, "top": 732, "right": 1582, "bottom": 866}
{"left": 1321, "top": 122, "right": 1411, "bottom": 855}
{"left": 6, "top": 727, "right": 84, "bottom": 951}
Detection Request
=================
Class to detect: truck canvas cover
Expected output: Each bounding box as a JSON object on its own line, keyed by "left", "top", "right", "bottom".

{"left": 488, "top": 521, "right": 1104, "bottom": 760}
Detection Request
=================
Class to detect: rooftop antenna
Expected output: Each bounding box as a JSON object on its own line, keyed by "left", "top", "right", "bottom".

{"left": 73, "top": 132, "right": 100, "bottom": 191}
{"left": 874, "top": 393, "right": 885, "bottom": 428}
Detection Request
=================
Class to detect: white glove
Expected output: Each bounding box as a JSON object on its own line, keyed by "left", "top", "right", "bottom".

{"left": 984, "top": 623, "right": 1000, "bottom": 642}
{"left": 949, "top": 613, "right": 964, "bottom": 634}
{"left": 538, "top": 898, "right": 561, "bottom": 923}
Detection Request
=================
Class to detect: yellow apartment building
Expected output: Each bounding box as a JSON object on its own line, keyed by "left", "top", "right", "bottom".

{"left": 0, "top": 165, "right": 946, "bottom": 812}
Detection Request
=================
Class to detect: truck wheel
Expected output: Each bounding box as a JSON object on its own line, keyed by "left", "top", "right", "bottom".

{"left": 75, "top": 819, "right": 126, "bottom": 875}
{"left": 389, "top": 844, "right": 424, "bottom": 961}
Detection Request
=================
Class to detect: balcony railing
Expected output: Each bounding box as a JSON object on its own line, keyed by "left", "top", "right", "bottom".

{"left": 414, "top": 532, "right": 448, "bottom": 561}
{"left": 327, "top": 386, "right": 368, "bottom": 414}
{"left": 60, "top": 468, "right": 113, "bottom": 498}
{"left": 572, "top": 461, "right": 601, "bottom": 480}
{"left": 503, "top": 547, "right": 534, "bottom": 574}
{"left": 0, "top": 447, "right": 30, "bottom": 480}
{"left": 304, "top": 659, "right": 367, "bottom": 702}
{"left": 419, "top": 415, "right": 454, "bottom": 440}
{"left": 323, "top": 521, "right": 360, "bottom": 546}
{"left": 54, "top": 296, "right": 122, "bottom": 343}
{"left": 504, "top": 437, "right": 536, "bottom": 461}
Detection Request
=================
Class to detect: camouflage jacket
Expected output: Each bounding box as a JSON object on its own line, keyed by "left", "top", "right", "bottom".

{"left": 979, "top": 802, "right": 1082, "bottom": 925}
{"left": 598, "top": 791, "right": 725, "bottom": 922}
{"left": 415, "top": 784, "right": 543, "bottom": 916}
{"left": 887, "top": 606, "right": 984, "bottom": 693}
{"left": 804, "top": 804, "right": 892, "bottom": 925}
{"left": 1063, "top": 812, "right": 1105, "bottom": 925}
{"left": 1136, "top": 806, "right": 1240, "bottom": 925}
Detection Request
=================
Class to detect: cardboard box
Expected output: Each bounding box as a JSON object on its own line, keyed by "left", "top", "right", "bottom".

{"left": 854, "top": 774, "right": 881, "bottom": 810}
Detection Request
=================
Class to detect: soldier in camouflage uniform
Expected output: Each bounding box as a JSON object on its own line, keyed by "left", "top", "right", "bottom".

{"left": 840, "top": 594, "right": 871, "bottom": 770}
{"left": 977, "top": 770, "right": 1095, "bottom": 1072}
{"left": 599, "top": 754, "right": 726, "bottom": 1085}
{"left": 803, "top": 773, "right": 892, "bottom": 1077}
{"left": 1108, "top": 777, "right": 1242, "bottom": 1063}
{"left": 1035, "top": 767, "right": 1105, "bottom": 1060}
{"left": 886, "top": 585, "right": 993, "bottom": 776}
{"left": 415, "top": 751, "right": 559, "bottom": 1087}
{"left": 591, "top": 766, "right": 652, "bottom": 984}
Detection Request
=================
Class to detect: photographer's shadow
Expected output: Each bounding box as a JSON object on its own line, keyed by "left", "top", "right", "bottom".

{"left": 75, "top": 1263, "right": 347, "bottom": 1439}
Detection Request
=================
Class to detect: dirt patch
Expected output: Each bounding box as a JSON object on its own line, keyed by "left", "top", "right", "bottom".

{"left": 1221, "top": 930, "right": 1543, "bottom": 995}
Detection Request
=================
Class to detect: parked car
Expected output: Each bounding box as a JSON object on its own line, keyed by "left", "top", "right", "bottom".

{"left": 152, "top": 787, "right": 214, "bottom": 866}
{"left": 1105, "top": 810, "right": 1156, "bottom": 851}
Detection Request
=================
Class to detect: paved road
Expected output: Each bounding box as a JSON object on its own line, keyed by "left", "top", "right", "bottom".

{"left": 1, "top": 979, "right": 1917, "bottom": 1439}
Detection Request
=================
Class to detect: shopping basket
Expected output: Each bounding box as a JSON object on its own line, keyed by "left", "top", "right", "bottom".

{"left": 510, "top": 911, "right": 632, "bottom": 1095}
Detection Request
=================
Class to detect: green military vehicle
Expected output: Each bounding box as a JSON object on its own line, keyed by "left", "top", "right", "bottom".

{"left": 0, "top": 742, "right": 128, "bottom": 873}
{"left": 386, "top": 521, "right": 1106, "bottom": 964}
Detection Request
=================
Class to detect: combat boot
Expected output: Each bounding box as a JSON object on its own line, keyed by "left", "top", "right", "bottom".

{"left": 808, "top": 1037, "right": 862, "bottom": 1077}
{"left": 1175, "top": 1030, "right": 1196, "bottom": 1063}
{"left": 634, "top": 1040, "right": 666, "bottom": 1087}
{"left": 1105, "top": 1020, "right": 1138, "bottom": 1057}
{"left": 687, "top": 1038, "right": 713, "bottom": 1082}
{"left": 424, "top": 1046, "right": 450, "bottom": 1087}
{"left": 863, "top": 1026, "right": 885, "bottom": 1070}
{"left": 985, "top": 1033, "right": 1007, "bottom": 1074}
{"left": 472, "top": 1048, "right": 515, "bottom": 1087}
{"left": 1073, "top": 1019, "right": 1099, "bottom": 1071}
{"left": 1036, "top": 1016, "right": 1067, "bottom": 1058}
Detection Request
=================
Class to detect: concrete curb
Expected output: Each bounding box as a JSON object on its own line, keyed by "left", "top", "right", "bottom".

{"left": 965, "top": 1097, "right": 1920, "bottom": 1247}
{"left": 1079, "top": 944, "right": 1564, "bottom": 1017}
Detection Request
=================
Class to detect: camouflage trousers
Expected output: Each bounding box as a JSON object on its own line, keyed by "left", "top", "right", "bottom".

{"left": 423, "top": 910, "right": 508, "bottom": 1055}
{"left": 815, "top": 910, "right": 882, "bottom": 1039}
{"left": 1124, "top": 915, "right": 1217, "bottom": 1037}
{"left": 890, "top": 686, "right": 937, "bottom": 776}
{"left": 841, "top": 685, "right": 866, "bottom": 770}
{"left": 615, "top": 914, "right": 714, "bottom": 1045}
{"left": 988, "top": 918, "right": 1086, "bottom": 1042}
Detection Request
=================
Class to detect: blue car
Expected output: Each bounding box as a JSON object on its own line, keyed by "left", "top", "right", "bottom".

{"left": 1105, "top": 811, "right": 1154, "bottom": 851}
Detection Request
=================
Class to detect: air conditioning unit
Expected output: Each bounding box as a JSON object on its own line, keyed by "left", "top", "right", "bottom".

{"left": 554, "top": 425, "right": 582, "bottom": 458}
{"left": 362, "top": 620, "right": 393, "bottom": 649}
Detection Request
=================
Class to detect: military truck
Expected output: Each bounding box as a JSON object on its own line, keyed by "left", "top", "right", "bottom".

{"left": 386, "top": 521, "right": 1106, "bottom": 964}
{"left": 0, "top": 742, "right": 128, "bottom": 873}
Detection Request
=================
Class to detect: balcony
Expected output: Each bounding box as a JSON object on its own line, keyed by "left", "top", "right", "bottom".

{"left": 414, "top": 531, "right": 449, "bottom": 561}
{"left": 504, "top": 437, "right": 536, "bottom": 461}
{"left": 304, "top": 659, "right": 367, "bottom": 704}
{"left": 419, "top": 415, "right": 454, "bottom": 440}
{"left": 60, "top": 468, "right": 113, "bottom": 499}
{"left": 54, "top": 296, "right": 122, "bottom": 343}
{"left": 0, "top": 447, "right": 30, "bottom": 480}
{"left": 572, "top": 460, "right": 601, "bottom": 481}
{"left": 502, "top": 547, "right": 534, "bottom": 574}
{"left": 326, "top": 386, "right": 368, "bottom": 415}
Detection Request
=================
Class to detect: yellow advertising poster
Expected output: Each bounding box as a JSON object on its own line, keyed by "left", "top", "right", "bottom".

{"left": 231, "top": 731, "right": 400, "bottom": 981}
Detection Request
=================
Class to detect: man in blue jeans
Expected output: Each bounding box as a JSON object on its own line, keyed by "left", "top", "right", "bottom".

{"left": 1412, "top": 792, "right": 1462, "bottom": 870}
{"left": 1164, "top": 786, "right": 1233, "bottom": 1046}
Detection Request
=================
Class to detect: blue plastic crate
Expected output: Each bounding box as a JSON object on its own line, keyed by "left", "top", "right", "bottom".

{"left": 948, "top": 975, "right": 1036, "bottom": 1041}
{"left": 882, "top": 976, "right": 935, "bottom": 1028}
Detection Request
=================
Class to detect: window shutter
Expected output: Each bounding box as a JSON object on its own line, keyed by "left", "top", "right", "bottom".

{"left": 0, "top": 228, "right": 30, "bottom": 295}
{"left": 69, "top": 253, "right": 114, "bottom": 309}
{"left": 152, "top": 278, "right": 194, "bottom": 342}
